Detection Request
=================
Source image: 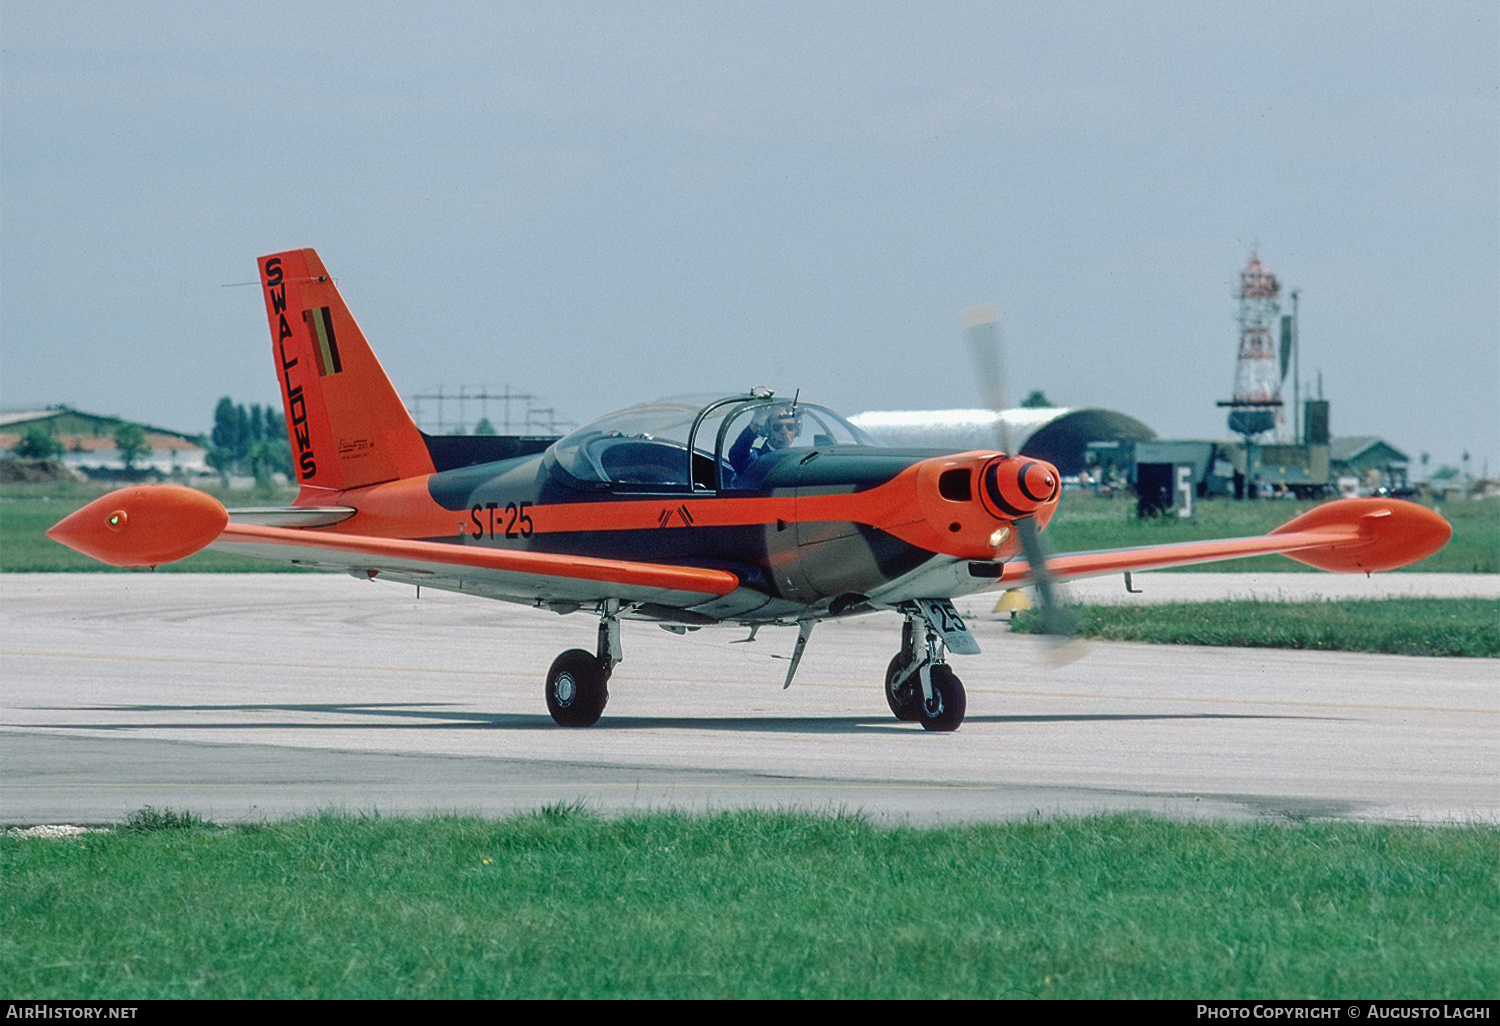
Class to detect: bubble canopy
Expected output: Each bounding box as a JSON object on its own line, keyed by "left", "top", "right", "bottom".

{"left": 546, "top": 394, "right": 877, "bottom": 490}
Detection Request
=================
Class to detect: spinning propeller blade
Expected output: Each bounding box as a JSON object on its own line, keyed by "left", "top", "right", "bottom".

{"left": 962, "top": 305, "right": 1077, "bottom": 648}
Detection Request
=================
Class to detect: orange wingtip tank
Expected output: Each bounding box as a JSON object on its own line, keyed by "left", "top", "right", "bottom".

{"left": 1271, "top": 497, "right": 1452, "bottom": 573}
{"left": 46, "top": 485, "right": 229, "bottom": 568}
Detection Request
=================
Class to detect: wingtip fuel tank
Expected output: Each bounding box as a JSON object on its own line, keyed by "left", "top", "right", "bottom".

{"left": 47, "top": 485, "right": 228, "bottom": 568}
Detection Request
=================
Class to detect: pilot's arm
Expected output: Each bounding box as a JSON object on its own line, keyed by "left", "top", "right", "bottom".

{"left": 728, "top": 424, "right": 760, "bottom": 476}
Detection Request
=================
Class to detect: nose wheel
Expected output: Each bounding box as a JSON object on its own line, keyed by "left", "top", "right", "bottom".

{"left": 918, "top": 664, "right": 966, "bottom": 732}
{"left": 886, "top": 607, "right": 968, "bottom": 731}
{"left": 885, "top": 654, "right": 922, "bottom": 721}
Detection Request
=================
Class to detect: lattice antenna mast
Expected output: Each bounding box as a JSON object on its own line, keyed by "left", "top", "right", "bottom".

{"left": 403, "top": 386, "right": 574, "bottom": 435}
{"left": 1217, "top": 251, "right": 1283, "bottom": 440}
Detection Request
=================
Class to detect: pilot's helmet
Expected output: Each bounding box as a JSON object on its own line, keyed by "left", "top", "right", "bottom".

{"left": 754, "top": 403, "right": 802, "bottom": 447}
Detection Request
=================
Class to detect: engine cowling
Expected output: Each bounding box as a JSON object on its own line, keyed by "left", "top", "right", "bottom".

{"left": 912, "top": 452, "right": 1061, "bottom": 560}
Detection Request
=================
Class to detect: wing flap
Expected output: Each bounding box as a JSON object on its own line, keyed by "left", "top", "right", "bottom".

{"left": 227, "top": 506, "right": 357, "bottom": 527}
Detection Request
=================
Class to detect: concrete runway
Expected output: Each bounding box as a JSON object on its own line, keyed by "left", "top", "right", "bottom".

{"left": 2, "top": 573, "right": 1495, "bottom": 827}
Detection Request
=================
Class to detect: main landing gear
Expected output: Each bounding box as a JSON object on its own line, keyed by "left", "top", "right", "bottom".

{"left": 544, "top": 599, "right": 971, "bottom": 732}
{"left": 885, "top": 608, "right": 967, "bottom": 732}
{"left": 545, "top": 600, "right": 622, "bottom": 727}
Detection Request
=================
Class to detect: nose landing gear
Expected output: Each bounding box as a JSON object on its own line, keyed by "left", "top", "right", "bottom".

{"left": 886, "top": 605, "right": 969, "bottom": 732}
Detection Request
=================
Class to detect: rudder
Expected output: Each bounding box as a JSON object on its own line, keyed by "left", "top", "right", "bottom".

{"left": 258, "top": 249, "right": 434, "bottom": 494}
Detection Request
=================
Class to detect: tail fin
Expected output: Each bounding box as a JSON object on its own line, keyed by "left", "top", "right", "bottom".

{"left": 258, "top": 249, "right": 434, "bottom": 494}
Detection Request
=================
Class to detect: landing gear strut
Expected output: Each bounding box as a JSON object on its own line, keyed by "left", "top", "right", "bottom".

{"left": 885, "top": 606, "right": 967, "bottom": 732}
{"left": 545, "top": 600, "right": 622, "bottom": 728}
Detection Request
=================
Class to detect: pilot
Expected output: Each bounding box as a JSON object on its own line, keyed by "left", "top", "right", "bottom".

{"left": 728, "top": 403, "right": 802, "bottom": 478}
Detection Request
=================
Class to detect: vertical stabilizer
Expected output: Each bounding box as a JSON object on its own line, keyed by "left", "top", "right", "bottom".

{"left": 258, "top": 249, "right": 434, "bottom": 494}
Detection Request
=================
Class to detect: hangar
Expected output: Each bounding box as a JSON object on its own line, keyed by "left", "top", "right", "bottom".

{"left": 848, "top": 407, "right": 1157, "bottom": 476}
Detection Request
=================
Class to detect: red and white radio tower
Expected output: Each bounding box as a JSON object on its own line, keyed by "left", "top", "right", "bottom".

{"left": 1218, "top": 251, "right": 1283, "bottom": 439}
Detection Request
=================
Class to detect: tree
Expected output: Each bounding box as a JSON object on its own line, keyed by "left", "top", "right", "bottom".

{"left": 207, "top": 397, "right": 292, "bottom": 482}
{"left": 246, "top": 440, "right": 291, "bottom": 487}
{"left": 12, "top": 426, "right": 64, "bottom": 460}
{"left": 113, "top": 423, "right": 150, "bottom": 471}
{"left": 1021, "top": 390, "right": 1054, "bottom": 409}
{"left": 473, "top": 418, "right": 497, "bottom": 436}
{"left": 211, "top": 397, "right": 249, "bottom": 459}
{"left": 205, "top": 447, "right": 235, "bottom": 475}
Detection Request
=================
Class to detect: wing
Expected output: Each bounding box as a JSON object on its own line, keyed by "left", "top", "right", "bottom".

{"left": 211, "top": 522, "right": 739, "bottom": 607}
{"left": 47, "top": 485, "right": 739, "bottom": 609}
{"left": 999, "top": 497, "right": 1452, "bottom": 584}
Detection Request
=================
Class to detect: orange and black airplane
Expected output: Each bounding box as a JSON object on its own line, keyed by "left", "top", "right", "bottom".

{"left": 48, "top": 248, "right": 1453, "bottom": 731}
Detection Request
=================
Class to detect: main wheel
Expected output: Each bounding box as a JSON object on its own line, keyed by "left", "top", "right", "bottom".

{"left": 546, "top": 649, "right": 609, "bottom": 727}
{"left": 885, "top": 653, "right": 922, "bottom": 721}
{"left": 918, "top": 664, "right": 966, "bottom": 732}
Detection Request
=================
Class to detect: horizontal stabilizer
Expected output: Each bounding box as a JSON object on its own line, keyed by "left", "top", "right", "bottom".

{"left": 227, "top": 506, "right": 357, "bottom": 528}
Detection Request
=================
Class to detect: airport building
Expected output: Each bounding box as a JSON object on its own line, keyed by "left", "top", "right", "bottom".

{"left": 0, "top": 407, "right": 209, "bottom": 478}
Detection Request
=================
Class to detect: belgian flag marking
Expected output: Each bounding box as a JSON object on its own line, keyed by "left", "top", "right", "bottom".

{"left": 304, "top": 307, "right": 343, "bottom": 376}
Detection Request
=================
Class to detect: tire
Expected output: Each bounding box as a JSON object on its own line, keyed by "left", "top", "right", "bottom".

{"left": 546, "top": 649, "right": 609, "bottom": 727}
{"left": 918, "top": 664, "right": 966, "bottom": 732}
{"left": 885, "top": 653, "right": 921, "bottom": 722}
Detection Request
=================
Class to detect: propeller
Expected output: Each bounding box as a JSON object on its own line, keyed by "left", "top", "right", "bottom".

{"left": 962, "top": 306, "right": 1077, "bottom": 649}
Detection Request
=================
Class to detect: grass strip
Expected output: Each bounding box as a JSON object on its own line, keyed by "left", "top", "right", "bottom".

{"left": 1012, "top": 598, "right": 1499, "bottom": 657}
{"left": 2, "top": 811, "right": 1495, "bottom": 999}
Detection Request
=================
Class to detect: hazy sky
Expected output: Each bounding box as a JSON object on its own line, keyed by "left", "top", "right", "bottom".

{"left": 3, "top": 2, "right": 1496, "bottom": 473}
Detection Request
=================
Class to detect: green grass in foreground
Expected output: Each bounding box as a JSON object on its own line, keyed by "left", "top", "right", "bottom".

{"left": 1014, "top": 598, "right": 1499, "bottom": 657}
{"left": 2, "top": 811, "right": 1494, "bottom": 999}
